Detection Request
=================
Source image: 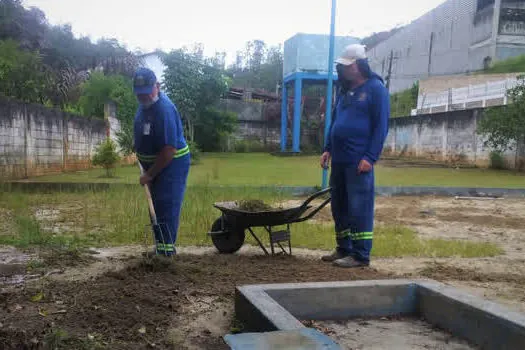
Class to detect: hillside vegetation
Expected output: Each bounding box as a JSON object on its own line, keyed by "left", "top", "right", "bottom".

{"left": 484, "top": 55, "right": 525, "bottom": 74}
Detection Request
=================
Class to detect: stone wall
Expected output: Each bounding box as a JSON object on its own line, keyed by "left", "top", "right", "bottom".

{"left": 218, "top": 99, "right": 281, "bottom": 148}
{"left": 0, "top": 97, "right": 120, "bottom": 180}
{"left": 217, "top": 98, "right": 323, "bottom": 151}
{"left": 385, "top": 107, "right": 525, "bottom": 170}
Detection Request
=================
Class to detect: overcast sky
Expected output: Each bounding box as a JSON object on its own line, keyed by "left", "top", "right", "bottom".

{"left": 24, "top": 0, "right": 445, "bottom": 63}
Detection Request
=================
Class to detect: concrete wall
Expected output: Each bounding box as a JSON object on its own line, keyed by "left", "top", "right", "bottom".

{"left": 218, "top": 99, "right": 281, "bottom": 148}
{"left": 366, "top": 0, "right": 525, "bottom": 94}
{"left": 368, "top": 0, "right": 484, "bottom": 93}
{"left": 0, "top": 97, "right": 121, "bottom": 180}
{"left": 217, "top": 98, "right": 323, "bottom": 151}
{"left": 418, "top": 72, "right": 522, "bottom": 95}
{"left": 385, "top": 108, "right": 525, "bottom": 170}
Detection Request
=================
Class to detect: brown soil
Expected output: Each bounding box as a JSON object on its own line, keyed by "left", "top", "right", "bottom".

{"left": 306, "top": 195, "right": 525, "bottom": 314}
{"left": 0, "top": 253, "right": 387, "bottom": 350}
{"left": 417, "top": 262, "right": 525, "bottom": 285}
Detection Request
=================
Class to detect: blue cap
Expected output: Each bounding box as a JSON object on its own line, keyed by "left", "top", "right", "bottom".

{"left": 133, "top": 67, "right": 157, "bottom": 95}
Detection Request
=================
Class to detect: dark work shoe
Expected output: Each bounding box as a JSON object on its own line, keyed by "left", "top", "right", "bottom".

{"left": 321, "top": 250, "right": 348, "bottom": 262}
{"left": 332, "top": 256, "right": 370, "bottom": 268}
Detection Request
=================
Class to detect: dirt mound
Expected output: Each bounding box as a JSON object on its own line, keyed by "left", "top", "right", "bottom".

{"left": 0, "top": 254, "right": 387, "bottom": 349}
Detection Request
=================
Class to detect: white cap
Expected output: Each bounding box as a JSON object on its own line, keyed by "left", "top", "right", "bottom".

{"left": 335, "top": 44, "right": 367, "bottom": 66}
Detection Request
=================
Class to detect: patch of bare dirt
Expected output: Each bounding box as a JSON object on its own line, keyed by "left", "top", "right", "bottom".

{"left": 309, "top": 317, "right": 476, "bottom": 349}
{"left": 0, "top": 253, "right": 388, "bottom": 350}
{"left": 418, "top": 262, "right": 525, "bottom": 285}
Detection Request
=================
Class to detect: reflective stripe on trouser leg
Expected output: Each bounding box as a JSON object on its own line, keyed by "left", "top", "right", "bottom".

{"left": 330, "top": 163, "right": 353, "bottom": 255}
{"left": 150, "top": 155, "right": 190, "bottom": 255}
{"left": 331, "top": 163, "right": 375, "bottom": 263}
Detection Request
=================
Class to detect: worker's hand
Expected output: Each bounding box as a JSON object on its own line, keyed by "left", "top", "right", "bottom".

{"left": 320, "top": 152, "right": 331, "bottom": 169}
{"left": 139, "top": 173, "right": 153, "bottom": 185}
{"left": 357, "top": 159, "right": 372, "bottom": 174}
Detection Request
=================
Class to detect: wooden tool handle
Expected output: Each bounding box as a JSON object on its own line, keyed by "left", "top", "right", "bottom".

{"left": 138, "top": 162, "right": 158, "bottom": 225}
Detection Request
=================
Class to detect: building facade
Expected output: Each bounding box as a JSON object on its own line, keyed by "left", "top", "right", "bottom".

{"left": 367, "top": 0, "right": 525, "bottom": 93}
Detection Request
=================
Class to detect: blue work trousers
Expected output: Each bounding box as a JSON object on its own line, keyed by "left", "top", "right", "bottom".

{"left": 142, "top": 153, "right": 190, "bottom": 255}
{"left": 329, "top": 162, "right": 374, "bottom": 263}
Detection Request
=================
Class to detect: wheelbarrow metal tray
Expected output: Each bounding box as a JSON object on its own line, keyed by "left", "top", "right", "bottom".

{"left": 212, "top": 201, "right": 311, "bottom": 227}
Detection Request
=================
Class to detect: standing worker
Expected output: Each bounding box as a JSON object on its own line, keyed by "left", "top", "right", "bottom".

{"left": 132, "top": 67, "right": 191, "bottom": 256}
{"left": 320, "top": 44, "right": 389, "bottom": 268}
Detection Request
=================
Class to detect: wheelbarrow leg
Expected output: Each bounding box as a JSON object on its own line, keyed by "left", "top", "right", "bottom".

{"left": 276, "top": 224, "right": 292, "bottom": 255}
{"left": 248, "top": 228, "right": 269, "bottom": 256}
{"left": 269, "top": 226, "right": 275, "bottom": 256}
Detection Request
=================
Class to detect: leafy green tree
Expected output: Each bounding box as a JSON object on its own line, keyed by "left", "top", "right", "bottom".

{"left": 162, "top": 48, "right": 230, "bottom": 145}
{"left": 477, "top": 75, "right": 525, "bottom": 169}
{"left": 226, "top": 40, "right": 283, "bottom": 92}
{"left": 0, "top": 39, "right": 48, "bottom": 103}
{"left": 0, "top": 0, "right": 142, "bottom": 109}
{"left": 0, "top": 0, "right": 47, "bottom": 50}
{"left": 194, "top": 108, "right": 237, "bottom": 152}
{"left": 77, "top": 72, "right": 138, "bottom": 124}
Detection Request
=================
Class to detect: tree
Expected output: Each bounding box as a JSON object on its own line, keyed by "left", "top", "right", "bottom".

{"left": 193, "top": 108, "right": 237, "bottom": 152}
{"left": 77, "top": 72, "right": 138, "bottom": 125}
{"left": 477, "top": 75, "right": 525, "bottom": 169}
{"left": 0, "top": 1, "right": 142, "bottom": 110}
{"left": 0, "top": 0, "right": 47, "bottom": 50}
{"left": 0, "top": 39, "right": 48, "bottom": 104}
{"left": 226, "top": 40, "right": 283, "bottom": 92}
{"left": 162, "top": 48, "right": 230, "bottom": 144}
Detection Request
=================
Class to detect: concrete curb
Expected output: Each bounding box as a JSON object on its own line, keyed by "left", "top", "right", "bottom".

{"left": 4, "top": 181, "right": 525, "bottom": 197}
{"left": 234, "top": 279, "right": 525, "bottom": 350}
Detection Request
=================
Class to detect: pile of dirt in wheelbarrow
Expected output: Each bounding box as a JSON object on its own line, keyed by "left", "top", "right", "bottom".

{"left": 0, "top": 253, "right": 388, "bottom": 349}
{"left": 236, "top": 199, "right": 284, "bottom": 212}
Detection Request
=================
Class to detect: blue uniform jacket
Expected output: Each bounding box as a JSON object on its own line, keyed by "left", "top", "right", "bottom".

{"left": 325, "top": 73, "right": 390, "bottom": 165}
{"left": 133, "top": 92, "right": 189, "bottom": 165}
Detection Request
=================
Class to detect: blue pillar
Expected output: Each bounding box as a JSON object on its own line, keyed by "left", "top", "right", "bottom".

{"left": 280, "top": 83, "right": 288, "bottom": 152}
{"left": 322, "top": 0, "right": 337, "bottom": 188}
{"left": 292, "top": 77, "right": 302, "bottom": 153}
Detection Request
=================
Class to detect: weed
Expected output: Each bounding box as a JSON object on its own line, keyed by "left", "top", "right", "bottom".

{"left": 43, "top": 327, "right": 69, "bottom": 349}
{"left": 229, "top": 318, "right": 244, "bottom": 334}
{"left": 0, "top": 187, "right": 503, "bottom": 259}
{"left": 490, "top": 151, "right": 506, "bottom": 170}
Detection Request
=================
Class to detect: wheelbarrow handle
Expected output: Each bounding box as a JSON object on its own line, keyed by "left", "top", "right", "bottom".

{"left": 138, "top": 161, "right": 158, "bottom": 226}
{"left": 300, "top": 187, "right": 331, "bottom": 210}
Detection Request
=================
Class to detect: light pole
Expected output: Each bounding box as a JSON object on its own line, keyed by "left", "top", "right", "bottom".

{"left": 322, "top": 0, "right": 337, "bottom": 189}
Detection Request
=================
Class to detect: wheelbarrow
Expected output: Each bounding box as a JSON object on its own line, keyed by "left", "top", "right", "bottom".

{"left": 207, "top": 187, "right": 331, "bottom": 256}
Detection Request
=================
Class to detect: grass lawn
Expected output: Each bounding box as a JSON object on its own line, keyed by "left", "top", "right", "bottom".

{"left": 0, "top": 186, "right": 502, "bottom": 259}
{"left": 19, "top": 153, "right": 525, "bottom": 188}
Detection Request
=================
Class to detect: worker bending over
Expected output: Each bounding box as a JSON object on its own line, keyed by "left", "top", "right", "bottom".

{"left": 320, "top": 44, "right": 389, "bottom": 268}
{"left": 132, "top": 67, "right": 190, "bottom": 256}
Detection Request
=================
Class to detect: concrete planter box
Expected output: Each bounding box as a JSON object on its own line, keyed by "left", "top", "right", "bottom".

{"left": 231, "top": 279, "right": 525, "bottom": 349}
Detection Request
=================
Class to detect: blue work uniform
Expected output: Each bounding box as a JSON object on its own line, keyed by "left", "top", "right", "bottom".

{"left": 324, "top": 72, "right": 389, "bottom": 263}
{"left": 133, "top": 92, "right": 190, "bottom": 255}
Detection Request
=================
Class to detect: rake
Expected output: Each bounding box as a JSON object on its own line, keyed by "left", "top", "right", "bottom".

{"left": 138, "top": 161, "right": 172, "bottom": 257}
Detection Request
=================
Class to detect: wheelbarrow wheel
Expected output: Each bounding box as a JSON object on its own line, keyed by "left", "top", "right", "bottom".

{"left": 210, "top": 217, "right": 245, "bottom": 254}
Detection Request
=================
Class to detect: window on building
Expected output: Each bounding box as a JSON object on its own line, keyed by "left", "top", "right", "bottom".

{"left": 477, "top": 0, "right": 495, "bottom": 12}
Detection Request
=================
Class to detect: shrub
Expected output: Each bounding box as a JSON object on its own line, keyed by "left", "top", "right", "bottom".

{"left": 186, "top": 140, "right": 201, "bottom": 164}
{"left": 115, "top": 123, "right": 134, "bottom": 157}
{"left": 233, "top": 139, "right": 267, "bottom": 153}
{"left": 92, "top": 138, "right": 120, "bottom": 177}
{"left": 489, "top": 151, "right": 506, "bottom": 170}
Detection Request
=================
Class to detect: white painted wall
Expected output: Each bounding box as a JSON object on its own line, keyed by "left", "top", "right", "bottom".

{"left": 141, "top": 53, "right": 166, "bottom": 83}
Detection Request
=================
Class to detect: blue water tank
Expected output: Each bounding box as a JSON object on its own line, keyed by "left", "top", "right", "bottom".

{"left": 283, "top": 33, "right": 361, "bottom": 78}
